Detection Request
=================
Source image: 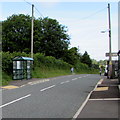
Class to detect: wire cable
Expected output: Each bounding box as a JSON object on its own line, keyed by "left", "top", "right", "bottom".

{"left": 34, "top": 6, "right": 44, "bottom": 18}
{"left": 23, "top": 0, "right": 106, "bottom": 20}
{"left": 80, "top": 7, "right": 107, "bottom": 20}
{"left": 23, "top": 0, "right": 32, "bottom": 6}
{"left": 23, "top": 0, "right": 44, "bottom": 18}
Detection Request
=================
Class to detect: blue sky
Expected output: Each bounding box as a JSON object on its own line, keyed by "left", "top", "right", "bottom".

{"left": 1, "top": 1, "right": 119, "bottom": 61}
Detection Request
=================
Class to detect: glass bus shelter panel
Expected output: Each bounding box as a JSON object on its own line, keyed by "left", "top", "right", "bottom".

{"left": 13, "top": 61, "right": 24, "bottom": 80}
{"left": 27, "top": 69, "right": 31, "bottom": 79}
{"left": 27, "top": 61, "right": 32, "bottom": 79}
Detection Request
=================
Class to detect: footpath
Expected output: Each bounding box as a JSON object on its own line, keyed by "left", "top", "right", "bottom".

{"left": 76, "top": 76, "right": 120, "bottom": 119}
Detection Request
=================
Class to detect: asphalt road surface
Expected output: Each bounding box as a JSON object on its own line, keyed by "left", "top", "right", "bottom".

{"left": 1, "top": 74, "right": 101, "bottom": 118}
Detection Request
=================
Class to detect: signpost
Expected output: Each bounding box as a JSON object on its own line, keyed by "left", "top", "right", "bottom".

{"left": 106, "top": 52, "right": 118, "bottom": 57}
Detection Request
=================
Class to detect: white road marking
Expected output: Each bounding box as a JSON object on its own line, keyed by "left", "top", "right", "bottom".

{"left": 0, "top": 94, "right": 31, "bottom": 108}
{"left": 97, "top": 79, "right": 103, "bottom": 85}
{"left": 40, "top": 85, "right": 56, "bottom": 92}
{"left": 72, "top": 78, "right": 77, "bottom": 81}
{"left": 0, "top": 89, "right": 2, "bottom": 92}
{"left": 78, "top": 77, "right": 82, "bottom": 78}
{"left": 60, "top": 82, "right": 65, "bottom": 84}
{"left": 60, "top": 81, "right": 70, "bottom": 84}
{"left": 20, "top": 85, "right": 26, "bottom": 87}
{"left": 89, "top": 98, "right": 120, "bottom": 101}
{"left": 72, "top": 78, "right": 102, "bottom": 119}
{"left": 28, "top": 79, "right": 50, "bottom": 85}
{"left": 72, "top": 90, "right": 93, "bottom": 119}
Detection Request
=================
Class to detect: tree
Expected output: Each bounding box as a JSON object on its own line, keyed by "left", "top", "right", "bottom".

{"left": 81, "top": 51, "right": 92, "bottom": 67}
{"left": 2, "top": 14, "right": 31, "bottom": 53}
{"left": 62, "top": 47, "right": 81, "bottom": 65}
{"left": 2, "top": 14, "right": 70, "bottom": 59}
{"left": 39, "top": 17, "right": 70, "bottom": 58}
{"left": 91, "top": 59, "right": 99, "bottom": 69}
{"left": 0, "top": 22, "right": 2, "bottom": 51}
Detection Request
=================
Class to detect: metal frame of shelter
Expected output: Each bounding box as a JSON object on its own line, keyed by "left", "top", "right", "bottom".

{"left": 13, "top": 56, "right": 34, "bottom": 80}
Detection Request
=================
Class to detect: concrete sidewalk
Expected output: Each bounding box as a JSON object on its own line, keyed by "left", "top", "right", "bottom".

{"left": 77, "top": 77, "right": 120, "bottom": 119}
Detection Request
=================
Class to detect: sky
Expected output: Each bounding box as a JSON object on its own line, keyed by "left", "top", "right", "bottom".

{"left": 0, "top": 0, "right": 119, "bottom": 61}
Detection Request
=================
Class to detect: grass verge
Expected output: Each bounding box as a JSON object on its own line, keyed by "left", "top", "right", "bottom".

{"left": 2, "top": 67, "right": 99, "bottom": 86}
{"left": 2, "top": 71, "right": 12, "bottom": 86}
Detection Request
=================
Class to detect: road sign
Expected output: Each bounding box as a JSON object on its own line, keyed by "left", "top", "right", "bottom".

{"left": 105, "top": 52, "right": 118, "bottom": 57}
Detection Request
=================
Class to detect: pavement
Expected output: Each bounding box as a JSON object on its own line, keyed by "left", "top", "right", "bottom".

{"left": 76, "top": 76, "right": 120, "bottom": 119}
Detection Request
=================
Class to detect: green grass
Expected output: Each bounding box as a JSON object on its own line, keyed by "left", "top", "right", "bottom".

{"left": 0, "top": 70, "right": 2, "bottom": 86}
{"left": 2, "top": 66, "right": 99, "bottom": 86}
{"left": 2, "top": 71, "right": 12, "bottom": 86}
{"left": 32, "top": 66, "right": 71, "bottom": 78}
{"left": 75, "top": 68, "right": 99, "bottom": 74}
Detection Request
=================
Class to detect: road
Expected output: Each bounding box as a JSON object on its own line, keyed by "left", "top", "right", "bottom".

{"left": 1, "top": 74, "right": 101, "bottom": 118}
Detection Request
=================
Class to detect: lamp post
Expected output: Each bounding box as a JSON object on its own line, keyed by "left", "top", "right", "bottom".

{"left": 101, "top": 3, "right": 112, "bottom": 79}
{"left": 31, "top": 4, "right": 34, "bottom": 58}
{"left": 108, "top": 3, "right": 112, "bottom": 79}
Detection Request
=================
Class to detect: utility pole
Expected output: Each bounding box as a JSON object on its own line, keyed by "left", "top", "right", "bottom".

{"left": 31, "top": 4, "right": 34, "bottom": 58}
{"left": 108, "top": 3, "right": 112, "bottom": 79}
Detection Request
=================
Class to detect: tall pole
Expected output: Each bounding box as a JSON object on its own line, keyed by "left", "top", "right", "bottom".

{"left": 108, "top": 3, "right": 112, "bottom": 78}
{"left": 31, "top": 4, "right": 34, "bottom": 58}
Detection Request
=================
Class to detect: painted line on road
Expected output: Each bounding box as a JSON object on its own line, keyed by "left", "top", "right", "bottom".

{"left": 40, "top": 85, "right": 56, "bottom": 92}
{"left": 72, "top": 78, "right": 102, "bottom": 119}
{"left": 94, "top": 87, "right": 109, "bottom": 91}
{"left": 60, "top": 81, "right": 70, "bottom": 84}
{"left": 89, "top": 98, "right": 120, "bottom": 101}
{"left": 28, "top": 79, "right": 50, "bottom": 85}
{"left": 72, "top": 78, "right": 78, "bottom": 81}
{"left": 0, "top": 94, "right": 31, "bottom": 108}
{"left": 97, "top": 79, "right": 103, "bottom": 85}
{"left": 1, "top": 85, "right": 19, "bottom": 90}
{"left": 72, "top": 90, "right": 93, "bottom": 119}
{"left": 20, "top": 85, "right": 26, "bottom": 87}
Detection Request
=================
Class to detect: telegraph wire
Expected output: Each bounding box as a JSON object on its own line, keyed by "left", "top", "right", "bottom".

{"left": 23, "top": 0, "right": 32, "bottom": 6}
{"left": 34, "top": 6, "right": 44, "bottom": 18}
{"left": 80, "top": 7, "right": 107, "bottom": 20}
{"left": 23, "top": 0, "right": 107, "bottom": 20}
{"left": 23, "top": 0, "right": 44, "bottom": 18}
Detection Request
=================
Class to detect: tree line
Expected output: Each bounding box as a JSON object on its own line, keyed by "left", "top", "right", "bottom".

{"left": 2, "top": 14, "right": 98, "bottom": 69}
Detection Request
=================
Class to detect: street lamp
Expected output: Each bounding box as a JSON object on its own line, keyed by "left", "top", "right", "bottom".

{"left": 101, "top": 29, "right": 110, "bottom": 33}
{"left": 101, "top": 3, "right": 112, "bottom": 79}
{"left": 101, "top": 29, "right": 112, "bottom": 78}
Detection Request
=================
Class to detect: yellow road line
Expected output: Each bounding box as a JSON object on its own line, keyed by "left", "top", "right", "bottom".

{"left": 94, "top": 87, "right": 109, "bottom": 91}
{"left": 1, "top": 85, "right": 19, "bottom": 89}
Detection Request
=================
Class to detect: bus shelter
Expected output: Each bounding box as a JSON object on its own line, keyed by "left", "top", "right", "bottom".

{"left": 13, "top": 56, "right": 33, "bottom": 80}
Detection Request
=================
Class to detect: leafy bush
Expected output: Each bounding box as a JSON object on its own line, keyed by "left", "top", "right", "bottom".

{"left": 33, "top": 53, "right": 72, "bottom": 70}
{"left": 2, "top": 52, "right": 98, "bottom": 86}
{"left": 2, "top": 52, "right": 29, "bottom": 74}
{"left": 2, "top": 52, "right": 72, "bottom": 75}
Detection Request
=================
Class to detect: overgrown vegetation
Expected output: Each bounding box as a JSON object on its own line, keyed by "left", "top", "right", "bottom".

{"left": 2, "top": 52, "right": 98, "bottom": 86}
{"left": 1, "top": 14, "right": 100, "bottom": 86}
